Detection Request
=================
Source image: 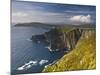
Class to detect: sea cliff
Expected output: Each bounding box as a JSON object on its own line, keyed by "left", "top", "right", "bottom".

{"left": 42, "top": 28, "right": 96, "bottom": 72}
{"left": 31, "top": 27, "right": 95, "bottom": 52}
{"left": 44, "top": 28, "right": 82, "bottom": 51}
{"left": 31, "top": 26, "right": 96, "bottom": 72}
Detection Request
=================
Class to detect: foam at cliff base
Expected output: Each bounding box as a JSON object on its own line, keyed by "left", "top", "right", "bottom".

{"left": 17, "top": 59, "right": 49, "bottom": 71}
{"left": 39, "top": 60, "right": 49, "bottom": 66}
{"left": 45, "top": 46, "right": 53, "bottom": 51}
{"left": 17, "top": 60, "right": 38, "bottom": 71}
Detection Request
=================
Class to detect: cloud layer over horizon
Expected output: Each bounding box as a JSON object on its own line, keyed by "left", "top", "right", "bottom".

{"left": 12, "top": 1, "right": 96, "bottom": 25}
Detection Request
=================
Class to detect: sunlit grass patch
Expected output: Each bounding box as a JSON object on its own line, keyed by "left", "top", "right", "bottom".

{"left": 43, "top": 30, "right": 96, "bottom": 72}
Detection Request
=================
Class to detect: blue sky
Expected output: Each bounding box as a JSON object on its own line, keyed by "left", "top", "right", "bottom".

{"left": 12, "top": 1, "right": 96, "bottom": 25}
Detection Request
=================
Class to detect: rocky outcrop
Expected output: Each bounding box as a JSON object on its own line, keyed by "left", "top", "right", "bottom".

{"left": 31, "top": 34, "right": 46, "bottom": 42}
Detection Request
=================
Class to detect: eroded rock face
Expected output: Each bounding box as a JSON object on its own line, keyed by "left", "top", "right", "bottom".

{"left": 64, "top": 29, "right": 82, "bottom": 50}
{"left": 44, "top": 28, "right": 83, "bottom": 51}
{"left": 31, "top": 28, "right": 95, "bottom": 52}
{"left": 45, "top": 28, "right": 66, "bottom": 51}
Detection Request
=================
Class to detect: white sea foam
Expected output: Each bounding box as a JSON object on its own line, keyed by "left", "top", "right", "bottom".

{"left": 39, "top": 60, "right": 49, "bottom": 66}
{"left": 17, "top": 66, "right": 24, "bottom": 70}
{"left": 17, "top": 59, "right": 49, "bottom": 71}
{"left": 26, "top": 38, "right": 32, "bottom": 41}
{"left": 45, "top": 46, "right": 53, "bottom": 51}
{"left": 17, "top": 60, "right": 38, "bottom": 71}
{"left": 44, "top": 65, "right": 48, "bottom": 68}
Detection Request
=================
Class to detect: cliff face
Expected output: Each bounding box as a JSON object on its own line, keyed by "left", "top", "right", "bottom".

{"left": 43, "top": 28, "right": 96, "bottom": 72}
{"left": 44, "top": 28, "right": 83, "bottom": 51}
{"left": 31, "top": 27, "right": 95, "bottom": 52}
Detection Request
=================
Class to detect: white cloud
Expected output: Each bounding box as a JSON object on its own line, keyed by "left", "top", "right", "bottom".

{"left": 64, "top": 10, "right": 94, "bottom": 14}
{"left": 12, "top": 12, "right": 29, "bottom": 17}
{"left": 12, "top": 10, "right": 68, "bottom": 24}
{"left": 12, "top": 10, "right": 92, "bottom": 25}
{"left": 12, "top": 11, "right": 36, "bottom": 23}
{"left": 69, "top": 14, "right": 91, "bottom": 24}
{"left": 12, "top": 1, "right": 45, "bottom": 12}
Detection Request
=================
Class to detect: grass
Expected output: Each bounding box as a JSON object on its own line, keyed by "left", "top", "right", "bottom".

{"left": 43, "top": 30, "right": 96, "bottom": 72}
{"left": 59, "top": 27, "right": 73, "bottom": 32}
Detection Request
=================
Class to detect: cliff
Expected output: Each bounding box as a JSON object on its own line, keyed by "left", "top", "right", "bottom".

{"left": 31, "top": 28, "right": 82, "bottom": 51}
{"left": 30, "top": 26, "right": 96, "bottom": 72}
{"left": 44, "top": 28, "right": 83, "bottom": 51}
{"left": 31, "top": 27, "right": 95, "bottom": 52}
{"left": 43, "top": 28, "right": 96, "bottom": 72}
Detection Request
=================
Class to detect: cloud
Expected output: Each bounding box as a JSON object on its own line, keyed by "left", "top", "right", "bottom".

{"left": 12, "top": 1, "right": 95, "bottom": 24}
{"left": 11, "top": 1, "right": 69, "bottom": 24}
{"left": 69, "top": 14, "right": 91, "bottom": 24}
{"left": 64, "top": 10, "right": 95, "bottom": 14}
{"left": 12, "top": 12, "right": 32, "bottom": 23}
{"left": 12, "top": 11, "right": 92, "bottom": 25}
{"left": 12, "top": 12, "right": 29, "bottom": 17}
{"left": 12, "top": 10, "right": 68, "bottom": 24}
{"left": 11, "top": 1, "right": 95, "bottom": 25}
{"left": 12, "top": 1, "right": 45, "bottom": 12}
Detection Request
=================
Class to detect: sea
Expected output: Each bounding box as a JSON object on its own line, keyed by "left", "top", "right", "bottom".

{"left": 11, "top": 26, "right": 65, "bottom": 74}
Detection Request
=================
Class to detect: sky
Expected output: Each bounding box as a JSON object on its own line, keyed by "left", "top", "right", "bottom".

{"left": 12, "top": 1, "right": 96, "bottom": 25}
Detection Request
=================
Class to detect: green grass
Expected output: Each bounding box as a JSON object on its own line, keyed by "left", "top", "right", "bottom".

{"left": 59, "top": 27, "right": 73, "bottom": 32}
{"left": 43, "top": 30, "right": 96, "bottom": 72}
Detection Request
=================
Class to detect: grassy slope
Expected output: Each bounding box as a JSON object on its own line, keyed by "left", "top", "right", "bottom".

{"left": 43, "top": 31, "right": 96, "bottom": 72}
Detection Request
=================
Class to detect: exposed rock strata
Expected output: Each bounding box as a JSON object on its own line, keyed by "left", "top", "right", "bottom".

{"left": 31, "top": 28, "right": 95, "bottom": 51}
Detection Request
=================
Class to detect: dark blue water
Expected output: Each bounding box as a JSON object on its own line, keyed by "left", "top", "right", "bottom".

{"left": 11, "top": 26, "right": 65, "bottom": 74}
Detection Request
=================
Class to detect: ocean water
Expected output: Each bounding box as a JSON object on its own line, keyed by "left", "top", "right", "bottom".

{"left": 11, "top": 26, "right": 65, "bottom": 74}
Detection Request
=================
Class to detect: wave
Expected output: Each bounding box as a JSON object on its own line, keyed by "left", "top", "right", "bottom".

{"left": 17, "top": 60, "right": 38, "bottom": 71}
{"left": 39, "top": 60, "right": 48, "bottom": 66}
{"left": 26, "top": 38, "right": 32, "bottom": 42}
{"left": 45, "top": 46, "right": 53, "bottom": 51}
{"left": 17, "top": 59, "right": 49, "bottom": 71}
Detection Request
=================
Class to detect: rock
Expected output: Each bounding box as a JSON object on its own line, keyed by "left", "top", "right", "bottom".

{"left": 31, "top": 27, "right": 95, "bottom": 52}
{"left": 31, "top": 34, "right": 46, "bottom": 41}
{"left": 44, "top": 28, "right": 82, "bottom": 51}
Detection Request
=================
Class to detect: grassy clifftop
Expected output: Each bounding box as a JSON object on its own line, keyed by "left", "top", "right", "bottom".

{"left": 43, "top": 29, "right": 96, "bottom": 72}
